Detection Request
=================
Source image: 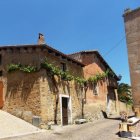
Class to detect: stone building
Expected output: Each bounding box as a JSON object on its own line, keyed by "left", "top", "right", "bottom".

{"left": 123, "top": 8, "right": 140, "bottom": 116}
{"left": 69, "top": 51, "right": 119, "bottom": 118}
{"left": 0, "top": 34, "right": 119, "bottom": 125}
{"left": 0, "top": 35, "right": 85, "bottom": 126}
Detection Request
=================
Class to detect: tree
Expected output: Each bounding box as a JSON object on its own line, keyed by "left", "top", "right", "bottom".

{"left": 117, "top": 83, "right": 133, "bottom": 105}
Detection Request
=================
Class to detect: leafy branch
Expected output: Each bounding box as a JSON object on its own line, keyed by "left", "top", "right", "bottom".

{"left": 7, "top": 64, "right": 37, "bottom": 73}
{"left": 7, "top": 59, "right": 114, "bottom": 86}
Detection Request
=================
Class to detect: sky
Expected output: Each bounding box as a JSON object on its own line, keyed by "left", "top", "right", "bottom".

{"left": 0, "top": 0, "right": 140, "bottom": 84}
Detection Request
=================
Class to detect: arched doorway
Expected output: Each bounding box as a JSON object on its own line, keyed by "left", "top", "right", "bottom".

{"left": 0, "top": 81, "right": 4, "bottom": 109}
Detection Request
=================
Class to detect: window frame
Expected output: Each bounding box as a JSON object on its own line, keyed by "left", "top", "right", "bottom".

{"left": 60, "top": 62, "right": 67, "bottom": 72}
{"left": 93, "top": 83, "right": 99, "bottom": 96}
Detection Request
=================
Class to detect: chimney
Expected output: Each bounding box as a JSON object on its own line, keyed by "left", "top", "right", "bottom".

{"left": 38, "top": 33, "right": 45, "bottom": 44}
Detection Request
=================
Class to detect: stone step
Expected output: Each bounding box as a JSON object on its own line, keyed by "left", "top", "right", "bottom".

{"left": 75, "top": 119, "right": 87, "bottom": 124}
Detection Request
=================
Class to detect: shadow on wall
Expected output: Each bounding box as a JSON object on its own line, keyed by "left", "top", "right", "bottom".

{"left": 5, "top": 69, "right": 85, "bottom": 124}
{"left": 46, "top": 72, "right": 85, "bottom": 124}
{"left": 107, "top": 87, "right": 116, "bottom": 101}
{"left": 6, "top": 71, "right": 39, "bottom": 101}
{"left": 74, "top": 82, "right": 87, "bottom": 119}
{"left": 47, "top": 73, "right": 81, "bottom": 124}
{"left": 4, "top": 71, "right": 41, "bottom": 118}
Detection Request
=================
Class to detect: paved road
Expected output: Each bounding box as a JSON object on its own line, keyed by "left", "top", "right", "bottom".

{"left": 1, "top": 118, "right": 129, "bottom": 140}
{"left": 0, "top": 110, "right": 41, "bottom": 139}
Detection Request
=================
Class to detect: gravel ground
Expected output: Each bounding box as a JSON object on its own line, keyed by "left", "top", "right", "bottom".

{"left": 1, "top": 118, "right": 130, "bottom": 140}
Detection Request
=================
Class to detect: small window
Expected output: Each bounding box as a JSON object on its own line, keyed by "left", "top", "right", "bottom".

{"left": 0, "top": 71, "right": 3, "bottom": 77}
{"left": 61, "top": 63, "right": 67, "bottom": 72}
{"left": 0, "top": 55, "right": 2, "bottom": 65}
{"left": 93, "top": 83, "right": 99, "bottom": 95}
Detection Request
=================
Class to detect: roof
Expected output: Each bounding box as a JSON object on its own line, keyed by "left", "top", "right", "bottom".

{"left": 0, "top": 44, "right": 85, "bottom": 67}
{"left": 68, "top": 50, "right": 120, "bottom": 80}
{"left": 123, "top": 7, "right": 140, "bottom": 17}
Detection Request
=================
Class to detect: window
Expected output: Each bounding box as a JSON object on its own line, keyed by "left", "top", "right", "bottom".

{"left": 61, "top": 63, "right": 67, "bottom": 72}
{"left": 93, "top": 83, "right": 99, "bottom": 95}
{"left": 0, "top": 71, "right": 3, "bottom": 77}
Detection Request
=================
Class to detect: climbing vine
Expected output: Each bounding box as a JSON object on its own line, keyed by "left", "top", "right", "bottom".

{"left": 75, "top": 77, "right": 87, "bottom": 86}
{"left": 7, "top": 64, "right": 37, "bottom": 73}
{"left": 8, "top": 64, "right": 21, "bottom": 72}
{"left": 41, "top": 60, "right": 61, "bottom": 76}
{"left": 88, "top": 69, "right": 109, "bottom": 84}
{"left": 60, "top": 71, "right": 74, "bottom": 81}
{"left": 7, "top": 59, "right": 114, "bottom": 85}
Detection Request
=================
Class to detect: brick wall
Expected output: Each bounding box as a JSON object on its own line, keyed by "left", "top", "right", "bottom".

{"left": 124, "top": 8, "right": 140, "bottom": 107}
{"left": 69, "top": 51, "right": 118, "bottom": 118}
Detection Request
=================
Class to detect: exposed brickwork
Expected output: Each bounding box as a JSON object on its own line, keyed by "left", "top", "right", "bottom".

{"left": 69, "top": 51, "right": 119, "bottom": 117}
{"left": 123, "top": 8, "right": 140, "bottom": 109}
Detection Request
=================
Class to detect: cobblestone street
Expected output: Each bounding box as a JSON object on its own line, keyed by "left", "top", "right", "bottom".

{"left": 1, "top": 118, "right": 129, "bottom": 140}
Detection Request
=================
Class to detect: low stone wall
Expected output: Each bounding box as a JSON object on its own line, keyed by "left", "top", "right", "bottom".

{"left": 118, "top": 101, "right": 133, "bottom": 116}
{"left": 83, "top": 101, "right": 133, "bottom": 122}
{"left": 84, "top": 103, "right": 105, "bottom": 122}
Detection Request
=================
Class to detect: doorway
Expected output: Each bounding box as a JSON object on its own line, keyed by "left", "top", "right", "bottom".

{"left": 60, "top": 94, "right": 72, "bottom": 125}
{"left": 62, "top": 97, "right": 68, "bottom": 125}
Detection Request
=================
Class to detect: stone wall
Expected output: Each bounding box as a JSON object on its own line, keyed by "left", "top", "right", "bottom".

{"left": 1, "top": 46, "right": 84, "bottom": 124}
{"left": 84, "top": 102, "right": 107, "bottom": 120}
{"left": 3, "top": 71, "right": 41, "bottom": 123}
{"left": 118, "top": 101, "right": 132, "bottom": 115}
{"left": 39, "top": 71, "right": 83, "bottom": 124}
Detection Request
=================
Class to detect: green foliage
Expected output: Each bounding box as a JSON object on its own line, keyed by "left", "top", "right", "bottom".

{"left": 117, "top": 83, "right": 133, "bottom": 105}
{"left": 20, "top": 65, "right": 37, "bottom": 73}
{"left": 88, "top": 70, "right": 109, "bottom": 84}
{"left": 60, "top": 71, "right": 74, "bottom": 81}
{"left": 8, "top": 60, "right": 115, "bottom": 86}
{"left": 7, "top": 64, "right": 37, "bottom": 73}
{"left": 8, "top": 63, "right": 21, "bottom": 72}
{"left": 88, "top": 76, "right": 98, "bottom": 84}
{"left": 41, "top": 59, "right": 60, "bottom": 76}
{"left": 105, "top": 69, "right": 110, "bottom": 76}
{"left": 41, "top": 59, "right": 74, "bottom": 81}
{"left": 75, "top": 77, "right": 87, "bottom": 86}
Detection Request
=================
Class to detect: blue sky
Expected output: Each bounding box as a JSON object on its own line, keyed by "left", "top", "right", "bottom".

{"left": 0, "top": 0, "right": 140, "bottom": 84}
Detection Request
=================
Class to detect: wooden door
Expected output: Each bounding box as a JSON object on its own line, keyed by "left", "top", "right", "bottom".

{"left": 62, "top": 97, "right": 68, "bottom": 125}
{"left": 0, "top": 82, "right": 3, "bottom": 109}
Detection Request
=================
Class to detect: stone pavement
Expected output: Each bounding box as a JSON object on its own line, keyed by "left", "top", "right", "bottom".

{"left": 1, "top": 117, "right": 131, "bottom": 140}
{"left": 0, "top": 110, "right": 43, "bottom": 139}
